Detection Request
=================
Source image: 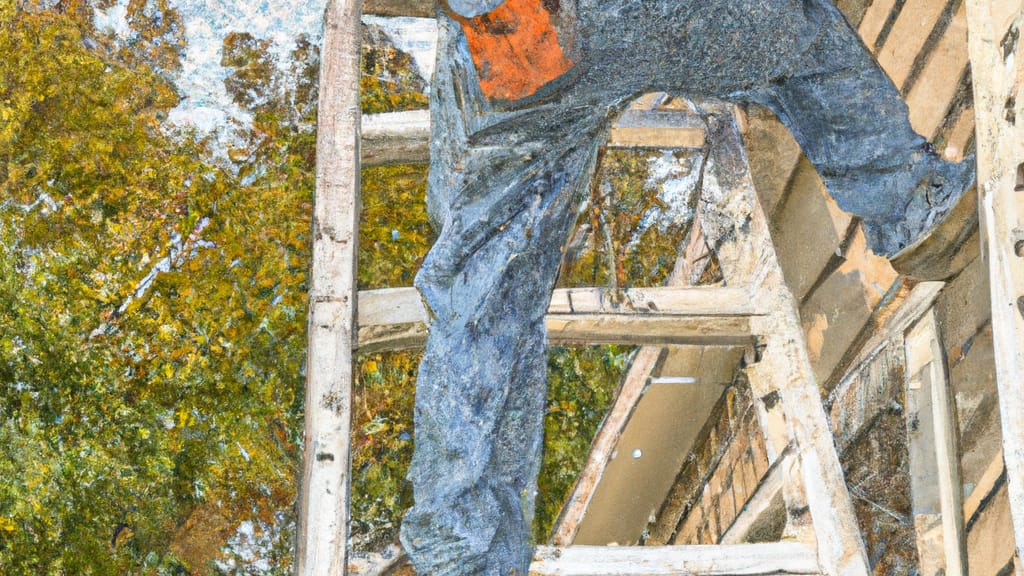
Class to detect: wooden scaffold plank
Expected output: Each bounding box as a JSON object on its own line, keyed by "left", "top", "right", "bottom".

{"left": 358, "top": 109, "right": 708, "bottom": 165}
{"left": 964, "top": 0, "right": 1024, "bottom": 569}
{"left": 295, "top": 0, "right": 363, "bottom": 574}
{"left": 529, "top": 543, "right": 821, "bottom": 576}
{"left": 356, "top": 286, "right": 765, "bottom": 352}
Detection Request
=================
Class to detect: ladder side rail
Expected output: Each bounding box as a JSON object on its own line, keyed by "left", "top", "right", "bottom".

{"left": 696, "top": 104, "right": 872, "bottom": 576}
{"left": 296, "top": 0, "right": 364, "bottom": 574}
{"left": 964, "top": 0, "right": 1024, "bottom": 570}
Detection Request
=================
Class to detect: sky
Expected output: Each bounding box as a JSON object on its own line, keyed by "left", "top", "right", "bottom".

{"left": 93, "top": 0, "right": 437, "bottom": 135}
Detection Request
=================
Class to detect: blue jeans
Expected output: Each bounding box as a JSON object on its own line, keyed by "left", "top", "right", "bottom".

{"left": 400, "top": 1, "right": 946, "bottom": 573}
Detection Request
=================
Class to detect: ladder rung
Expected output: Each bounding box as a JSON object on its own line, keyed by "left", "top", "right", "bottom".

{"left": 364, "top": 0, "right": 433, "bottom": 17}
{"left": 530, "top": 543, "right": 820, "bottom": 576}
{"left": 356, "top": 286, "right": 764, "bottom": 352}
{"left": 360, "top": 109, "right": 708, "bottom": 166}
{"left": 545, "top": 314, "right": 756, "bottom": 346}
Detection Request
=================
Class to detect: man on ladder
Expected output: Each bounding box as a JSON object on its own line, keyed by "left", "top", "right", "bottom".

{"left": 399, "top": 0, "right": 977, "bottom": 573}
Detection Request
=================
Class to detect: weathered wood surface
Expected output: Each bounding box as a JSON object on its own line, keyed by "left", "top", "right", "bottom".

{"left": 296, "top": 0, "right": 363, "bottom": 574}
{"left": 363, "top": 0, "right": 432, "bottom": 17}
{"left": 530, "top": 543, "right": 821, "bottom": 576}
{"left": 903, "top": 310, "right": 967, "bottom": 576}
{"left": 697, "top": 105, "right": 871, "bottom": 574}
{"left": 361, "top": 110, "right": 430, "bottom": 165}
{"left": 356, "top": 286, "right": 765, "bottom": 351}
{"left": 359, "top": 109, "right": 709, "bottom": 165}
{"left": 964, "top": 0, "right": 1024, "bottom": 569}
{"left": 608, "top": 109, "right": 706, "bottom": 149}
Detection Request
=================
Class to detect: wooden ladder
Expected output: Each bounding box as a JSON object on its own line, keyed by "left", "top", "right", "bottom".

{"left": 296, "top": 0, "right": 1024, "bottom": 574}
{"left": 529, "top": 103, "right": 873, "bottom": 576}
{"left": 965, "top": 1, "right": 1024, "bottom": 573}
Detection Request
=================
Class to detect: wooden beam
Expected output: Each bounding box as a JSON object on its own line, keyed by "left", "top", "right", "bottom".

{"left": 964, "top": 0, "right": 1024, "bottom": 569}
{"left": 358, "top": 109, "right": 709, "bottom": 165}
{"left": 903, "top": 309, "right": 967, "bottom": 576}
{"left": 529, "top": 543, "right": 821, "bottom": 576}
{"left": 964, "top": 448, "right": 1006, "bottom": 524}
{"left": 363, "top": 0, "right": 433, "bottom": 17}
{"left": 607, "top": 109, "right": 706, "bottom": 149}
{"left": 546, "top": 286, "right": 758, "bottom": 316}
{"left": 296, "top": 0, "right": 362, "bottom": 574}
{"left": 356, "top": 286, "right": 764, "bottom": 351}
{"left": 361, "top": 110, "right": 430, "bottom": 166}
{"left": 545, "top": 314, "right": 755, "bottom": 346}
{"left": 696, "top": 104, "right": 872, "bottom": 574}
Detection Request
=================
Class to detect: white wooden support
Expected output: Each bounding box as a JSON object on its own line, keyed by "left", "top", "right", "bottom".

{"left": 903, "top": 310, "right": 967, "bottom": 576}
{"left": 355, "top": 286, "right": 765, "bottom": 352}
{"left": 530, "top": 543, "right": 821, "bottom": 576}
{"left": 695, "top": 104, "right": 871, "bottom": 575}
{"left": 358, "top": 109, "right": 708, "bottom": 165}
{"left": 964, "top": 0, "right": 1024, "bottom": 569}
{"left": 296, "top": 0, "right": 362, "bottom": 574}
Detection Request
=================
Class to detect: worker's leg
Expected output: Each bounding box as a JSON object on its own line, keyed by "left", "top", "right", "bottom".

{"left": 399, "top": 14, "right": 611, "bottom": 576}
{"left": 737, "top": 0, "right": 974, "bottom": 257}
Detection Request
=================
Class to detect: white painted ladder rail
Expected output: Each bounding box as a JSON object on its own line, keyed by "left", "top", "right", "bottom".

{"left": 964, "top": 0, "right": 1024, "bottom": 572}
{"left": 670, "top": 104, "right": 872, "bottom": 575}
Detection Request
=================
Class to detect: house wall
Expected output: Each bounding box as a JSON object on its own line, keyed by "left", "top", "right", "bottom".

{"left": 648, "top": 0, "right": 1017, "bottom": 572}
{"left": 755, "top": 0, "right": 1015, "bottom": 571}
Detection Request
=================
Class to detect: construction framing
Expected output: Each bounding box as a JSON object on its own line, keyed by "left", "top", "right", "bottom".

{"left": 298, "top": 0, "right": 1024, "bottom": 574}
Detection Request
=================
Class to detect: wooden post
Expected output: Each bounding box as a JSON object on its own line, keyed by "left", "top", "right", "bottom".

{"left": 964, "top": 0, "right": 1024, "bottom": 570}
{"left": 697, "top": 104, "right": 872, "bottom": 575}
{"left": 295, "top": 0, "right": 363, "bottom": 574}
{"left": 903, "top": 310, "right": 967, "bottom": 576}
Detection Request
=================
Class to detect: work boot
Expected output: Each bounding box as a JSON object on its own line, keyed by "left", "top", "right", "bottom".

{"left": 863, "top": 153, "right": 977, "bottom": 281}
